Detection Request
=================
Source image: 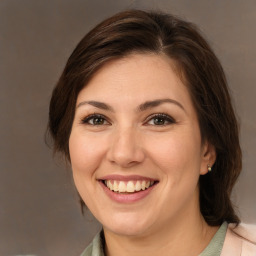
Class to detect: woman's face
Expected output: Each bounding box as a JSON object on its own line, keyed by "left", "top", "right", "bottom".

{"left": 69, "top": 53, "right": 214, "bottom": 237}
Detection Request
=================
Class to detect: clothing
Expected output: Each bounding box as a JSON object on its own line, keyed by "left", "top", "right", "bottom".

{"left": 199, "top": 222, "right": 227, "bottom": 256}
{"left": 80, "top": 223, "right": 256, "bottom": 256}
{"left": 80, "top": 232, "right": 104, "bottom": 256}
{"left": 221, "top": 223, "right": 256, "bottom": 255}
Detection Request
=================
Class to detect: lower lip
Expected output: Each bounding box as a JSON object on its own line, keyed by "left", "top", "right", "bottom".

{"left": 99, "top": 181, "right": 157, "bottom": 203}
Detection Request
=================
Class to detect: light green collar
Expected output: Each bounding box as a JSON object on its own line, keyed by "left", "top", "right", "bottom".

{"left": 81, "top": 222, "right": 228, "bottom": 256}
{"left": 199, "top": 222, "right": 228, "bottom": 256}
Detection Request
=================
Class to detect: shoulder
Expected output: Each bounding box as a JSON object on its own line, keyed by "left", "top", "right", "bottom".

{"left": 230, "top": 223, "right": 256, "bottom": 243}
{"left": 80, "top": 242, "right": 93, "bottom": 256}
{"left": 80, "top": 231, "right": 104, "bottom": 256}
{"left": 221, "top": 222, "right": 256, "bottom": 256}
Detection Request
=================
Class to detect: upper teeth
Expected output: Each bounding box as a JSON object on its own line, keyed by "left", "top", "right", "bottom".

{"left": 104, "top": 180, "right": 154, "bottom": 193}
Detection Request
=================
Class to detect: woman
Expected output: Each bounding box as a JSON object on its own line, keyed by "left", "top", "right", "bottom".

{"left": 48, "top": 10, "right": 256, "bottom": 256}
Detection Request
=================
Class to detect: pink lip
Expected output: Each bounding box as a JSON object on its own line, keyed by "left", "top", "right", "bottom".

{"left": 98, "top": 179, "right": 158, "bottom": 203}
{"left": 98, "top": 174, "right": 157, "bottom": 182}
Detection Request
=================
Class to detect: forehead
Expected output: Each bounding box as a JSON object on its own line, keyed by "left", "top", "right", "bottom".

{"left": 77, "top": 53, "right": 190, "bottom": 103}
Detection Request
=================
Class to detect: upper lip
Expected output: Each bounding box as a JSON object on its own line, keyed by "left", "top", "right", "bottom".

{"left": 97, "top": 174, "right": 158, "bottom": 182}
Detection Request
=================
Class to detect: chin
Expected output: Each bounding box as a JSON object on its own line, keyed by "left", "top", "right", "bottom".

{"left": 100, "top": 212, "right": 155, "bottom": 237}
{"left": 105, "top": 224, "right": 150, "bottom": 237}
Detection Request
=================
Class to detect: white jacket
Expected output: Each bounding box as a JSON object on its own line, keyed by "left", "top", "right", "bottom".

{"left": 221, "top": 223, "right": 256, "bottom": 255}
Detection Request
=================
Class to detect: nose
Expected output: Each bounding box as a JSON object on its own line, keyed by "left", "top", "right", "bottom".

{"left": 106, "top": 127, "right": 145, "bottom": 168}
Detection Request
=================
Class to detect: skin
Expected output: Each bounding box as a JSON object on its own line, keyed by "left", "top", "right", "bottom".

{"left": 69, "top": 53, "right": 217, "bottom": 256}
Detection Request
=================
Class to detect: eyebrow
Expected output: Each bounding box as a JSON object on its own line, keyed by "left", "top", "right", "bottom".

{"left": 77, "top": 101, "right": 114, "bottom": 111}
{"left": 137, "top": 98, "right": 185, "bottom": 112}
{"left": 76, "top": 98, "right": 185, "bottom": 112}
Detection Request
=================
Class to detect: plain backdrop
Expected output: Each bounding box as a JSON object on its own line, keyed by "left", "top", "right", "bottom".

{"left": 0, "top": 0, "right": 255, "bottom": 255}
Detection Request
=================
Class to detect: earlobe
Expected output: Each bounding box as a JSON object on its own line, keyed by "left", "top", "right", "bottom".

{"left": 200, "top": 141, "right": 216, "bottom": 175}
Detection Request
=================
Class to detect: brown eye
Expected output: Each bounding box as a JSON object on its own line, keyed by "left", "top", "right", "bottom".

{"left": 91, "top": 117, "right": 105, "bottom": 125}
{"left": 146, "top": 114, "right": 175, "bottom": 126}
{"left": 152, "top": 116, "right": 166, "bottom": 125}
{"left": 82, "top": 114, "right": 110, "bottom": 125}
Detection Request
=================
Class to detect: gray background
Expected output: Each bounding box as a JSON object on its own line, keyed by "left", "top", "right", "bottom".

{"left": 0, "top": 0, "right": 255, "bottom": 255}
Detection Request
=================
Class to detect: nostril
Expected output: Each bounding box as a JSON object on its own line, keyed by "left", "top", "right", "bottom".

{"left": 106, "top": 133, "right": 145, "bottom": 167}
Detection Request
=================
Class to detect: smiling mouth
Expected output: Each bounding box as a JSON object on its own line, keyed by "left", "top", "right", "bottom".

{"left": 100, "top": 180, "right": 158, "bottom": 193}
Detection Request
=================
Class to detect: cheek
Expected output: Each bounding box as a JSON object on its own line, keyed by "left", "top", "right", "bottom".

{"left": 69, "top": 132, "right": 98, "bottom": 163}
{"left": 69, "top": 132, "right": 106, "bottom": 205}
{"left": 147, "top": 128, "right": 202, "bottom": 178}
{"left": 69, "top": 132, "right": 105, "bottom": 177}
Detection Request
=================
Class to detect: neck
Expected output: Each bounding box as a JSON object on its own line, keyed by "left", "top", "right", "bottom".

{"left": 103, "top": 194, "right": 219, "bottom": 256}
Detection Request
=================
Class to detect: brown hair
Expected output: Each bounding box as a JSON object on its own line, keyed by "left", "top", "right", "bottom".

{"left": 48, "top": 9, "right": 241, "bottom": 225}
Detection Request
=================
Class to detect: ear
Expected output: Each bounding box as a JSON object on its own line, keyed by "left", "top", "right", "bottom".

{"left": 200, "top": 141, "right": 216, "bottom": 175}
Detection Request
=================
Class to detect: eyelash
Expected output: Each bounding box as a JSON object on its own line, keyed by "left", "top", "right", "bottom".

{"left": 80, "top": 113, "right": 176, "bottom": 126}
{"left": 145, "top": 113, "right": 176, "bottom": 126}
{"left": 81, "top": 113, "right": 110, "bottom": 125}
